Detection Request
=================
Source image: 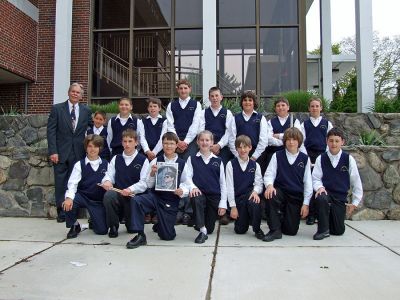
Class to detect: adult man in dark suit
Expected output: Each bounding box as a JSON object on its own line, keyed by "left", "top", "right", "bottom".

{"left": 47, "top": 83, "right": 92, "bottom": 222}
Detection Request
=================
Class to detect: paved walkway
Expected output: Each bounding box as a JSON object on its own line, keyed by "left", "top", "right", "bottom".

{"left": 0, "top": 218, "right": 399, "bottom": 300}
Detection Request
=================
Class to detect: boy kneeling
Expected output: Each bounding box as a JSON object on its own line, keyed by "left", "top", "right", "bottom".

{"left": 312, "top": 128, "right": 363, "bottom": 240}
{"left": 62, "top": 135, "right": 109, "bottom": 238}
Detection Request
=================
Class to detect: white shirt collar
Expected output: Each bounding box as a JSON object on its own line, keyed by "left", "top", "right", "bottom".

{"left": 93, "top": 125, "right": 104, "bottom": 132}
{"left": 196, "top": 151, "right": 217, "bottom": 160}
{"left": 285, "top": 149, "right": 299, "bottom": 158}
{"left": 163, "top": 154, "right": 178, "bottom": 162}
{"left": 238, "top": 156, "right": 250, "bottom": 164}
{"left": 116, "top": 113, "right": 132, "bottom": 120}
{"left": 278, "top": 115, "right": 289, "bottom": 122}
{"left": 68, "top": 100, "right": 78, "bottom": 109}
{"left": 123, "top": 150, "right": 138, "bottom": 160}
{"left": 242, "top": 110, "right": 257, "bottom": 118}
{"left": 85, "top": 157, "right": 102, "bottom": 165}
{"left": 309, "top": 116, "right": 322, "bottom": 122}
{"left": 146, "top": 114, "right": 163, "bottom": 119}
{"left": 328, "top": 149, "right": 342, "bottom": 160}
{"left": 179, "top": 97, "right": 191, "bottom": 102}
{"left": 210, "top": 105, "right": 222, "bottom": 113}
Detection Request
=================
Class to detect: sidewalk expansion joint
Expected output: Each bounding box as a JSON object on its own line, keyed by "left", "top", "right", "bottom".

{"left": 346, "top": 223, "right": 400, "bottom": 256}
{"left": 205, "top": 223, "right": 221, "bottom": 300}
{"left": 0, "top": 238, "right": 68, "bottom": 274}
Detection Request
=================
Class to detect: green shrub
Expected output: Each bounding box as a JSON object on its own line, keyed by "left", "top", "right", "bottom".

{"left": 359, "top": 130, "right": 386, "bottom": 146}
{"left": 371, "top": 97, "right": 400, "bottom": 113}
{"left": 0, "top": 106, "right": 21, "bottom": 116}
{"left": 222, "top": 97, "right": 242, "bottom": 114}
{"left": 89, "top": 102, "right": 119, "bottom": 114}
{"left": 271, "top": 90, "right": 329, "bottom": 112}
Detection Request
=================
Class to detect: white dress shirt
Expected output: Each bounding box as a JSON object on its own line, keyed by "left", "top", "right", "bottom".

{"left": 228, "top": 110, "right": 269, "bottom": 160}
{"left": 65, "top": 157, "right": 108, "bottom": 200}
{"left": 264, "top": 150, "right": 313, "bottom": 205}
{"left": 225, "top": 157, "right": 263, "bottom": 208}
{"left": 68, "top": 100, "right": 79, "bottom": 130}
{"left": 146, "top": 154, "right": 190, "bottom": 198}
{"left": 166, "top": 97, "right": 202, "bottom": 144}
{"left": 300, "top": 116, "right": 333, "bottom": 153}
{"left": 186, "top": 152, "right": 228, "bottom": 209}
{"left": 312, "top": 150, "right": 363, "bottom": 206}
{"left": 140, "top": 114, "right": 168, "bottom": 155}
{"left": 198, "top": 106, "right": 233, "bottom": 149}
{"left": 101, "top": 150, "right": 149, "bottom": 194}
{"left": 106, "top": 114, "right": 145, "bottom": 150}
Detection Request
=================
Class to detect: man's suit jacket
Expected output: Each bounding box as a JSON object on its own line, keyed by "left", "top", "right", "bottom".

{"left": 47, "top": 101, "right": 92, "bottom": 163}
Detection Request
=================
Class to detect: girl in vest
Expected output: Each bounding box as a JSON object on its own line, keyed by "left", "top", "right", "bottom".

{"left": 187, "top": 130, "right": 227, "bottom": 244}
{"left": 62, "top": 134, "right": 109, "bottom": 238}
{"left": 263, "top": 127, "right": 312, "bottom": 242}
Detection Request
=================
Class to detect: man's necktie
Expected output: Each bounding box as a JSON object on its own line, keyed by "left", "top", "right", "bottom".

{"left": 71, "top": 105, "right": 76, "bottom": 131}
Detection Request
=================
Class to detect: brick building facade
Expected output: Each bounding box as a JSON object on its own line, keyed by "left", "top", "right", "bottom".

{"left": 0, "top": 0, "right": 90, "bottom": 114}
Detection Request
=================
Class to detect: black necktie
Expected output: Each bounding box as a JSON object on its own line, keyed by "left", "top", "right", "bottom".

{"left": 71, "top": 105, "right": 76, "bottom": 131}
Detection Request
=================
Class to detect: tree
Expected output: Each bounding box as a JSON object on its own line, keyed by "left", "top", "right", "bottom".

{"left": 339, "top": 33, "right": 400, "bottom": 99}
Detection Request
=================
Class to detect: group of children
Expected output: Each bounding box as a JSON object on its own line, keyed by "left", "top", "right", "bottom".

{"left": 62, "top": 79, "right": 363, "bottom": 248}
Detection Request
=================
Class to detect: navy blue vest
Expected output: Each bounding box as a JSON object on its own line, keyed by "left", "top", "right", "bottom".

{"left": 304, "top": 118, "right": 328, "bottom": 153}
{"left": 204, "top": 107, "right": 227, "bottom": 144}
{"left": 110, "top": 117, "right": 138, "bottom": 154}
{"left": 143, "top": 117, "right": 166, "bottom": 151}
{"left": 192, "top": 155, "right": 222, "bottom": 196}
{"left": 321, "top": 152, "right": 350, "bottom": 202}
{"left": 234, "top": 112, "right": 262, "bottom": 150}
{"left": 275, "top": 150, "right": 308, "bottom": 196}
{"left": 153, "top": 156, "right": 186, "bottom": 204}
{"left": 87, "top": 127, "right": 111, "bottom": 160}
{"left": 77, "top": 159, "right": 108, "bottom": 201}
{"left": 114, "top": 153, "right": 146, "bottom": 190}
{"left": 269, "top": 116, "right": 293, "bottom": 153}
{"left": 171, "top": 99, "right": 197, "bottom": 140}
{"left": 231, "top": 158, "right": 256, "bottom": 197}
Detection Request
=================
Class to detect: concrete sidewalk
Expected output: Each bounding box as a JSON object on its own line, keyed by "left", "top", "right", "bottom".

{"left": 0, "top": 218, "right": 399, "bottom": 300}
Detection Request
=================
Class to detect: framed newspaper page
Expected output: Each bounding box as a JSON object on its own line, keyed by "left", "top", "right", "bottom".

{"left": 155, "top": 162, "right": 178, "bottom": 191}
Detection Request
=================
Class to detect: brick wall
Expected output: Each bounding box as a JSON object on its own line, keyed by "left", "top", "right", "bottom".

{"left": 0, "top": 1, "right": 38, "bottom": 81}
{"left": 0, "top": 1, "right": 92, "bottom": 114}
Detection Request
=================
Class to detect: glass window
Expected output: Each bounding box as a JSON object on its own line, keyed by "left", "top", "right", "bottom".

{"left": 218, "top": 0, "right": 255, "bottom": 26}
{"left": 175, "top": 30, "right": 203, "bottom": 96}
{"left": 92, "top": 32, "right": 130, "bottom": 97}
{"left": 175, "top": 0, "right": 202, "bottom": 27}
{"left": 132, "top": 30, "right": 172, "bottom": 97}
{"left": 260, "top": 0, "right": 298, "bottom": 25}
{"left": 134, "top": 0, "right": 171, "bottom": 27}
{"left": 218, "top": 29, "right": 256, "bottom": 95}
{"left": 260, "top": 28, "right": 299, "bottom": 96}
{"left": 94, "top": 0, "right": 130, "bottom": 29}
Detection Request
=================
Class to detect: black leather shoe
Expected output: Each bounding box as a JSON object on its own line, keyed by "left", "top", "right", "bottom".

{"left": 255, "top": 229, "right": 265, "bottom": 240}
{"left": 126, "top": 234, "right": 147, "bottom": 249}
{"left": 67, "top": 224, "right": 81, "bottom": 239}
{"left": 313, "top": 231, "right": 330, "bottom": 240}
{"left": 306, "top": 216, "right": 316, "bottom": 225}
{"left": 262, "top": 230, "right": 282, "bottom": 242}
{"left": 56, "top": 215, "right": 65, "bottom": 223}
{"left": 194, "top": 232, "right": 208, "bottom": 244}
{"left": 108, "top": 226, "right": 119, "bottom": 238}
{"left": 182, "top": 214, "right": 191, "bottom": 225}
{"left": 152, "top": 223, "right": 158, "bottom": 233}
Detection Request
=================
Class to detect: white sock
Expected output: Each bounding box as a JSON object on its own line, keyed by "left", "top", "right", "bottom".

{"left": 200, "top": 226, "right": 207, "bottom": 235}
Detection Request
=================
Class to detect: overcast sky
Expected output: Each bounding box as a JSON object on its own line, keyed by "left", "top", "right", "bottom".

{"left": 306, "top": 0, "right": 400, "bottom": 51}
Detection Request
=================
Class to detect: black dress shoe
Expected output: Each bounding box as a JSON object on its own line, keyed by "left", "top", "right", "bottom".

{"left": 67, "top": 224, "right": 81, "bottom": 239}
{"left": 306, "top": 216, "right": 316, "bottom": 225}
{"left": 152, "top": 223, "right": 158, "bottom": 233}
{"left": 313, "top": 231, "right": 330, "bottom": 240}
{"left": 182, "top": 214, "right": 191, "bottom": 225}
{"left": 262, "top": 230, "right": 282, "bottom": 242}
{"left": 255, "top": 229, "right": 265, "bottom": 240}
{"left": 108, "top": 226, "right": 119, "bottom": 238}
{"left": 194, "top": 232, "right": 208, "bottom": 244}
{"left": 56, "top": 215, "right": 66, "bottom": 223}
{"left": 126, "top": 234, "right": 147, "bottom": 249}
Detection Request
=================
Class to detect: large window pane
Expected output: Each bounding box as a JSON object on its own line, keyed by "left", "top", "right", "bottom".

{"left": 218, "top": 0, "right": 255, "bottom": 26}
{"left": 218, "top": 29, "right": 256, "bottom": 95}
{"left": 175, "top": 0, "right": 202, "bottom": 27}
{"left": 260, "top": 0, "right": 298, "bottom": 25}
{"left": 175, "top": 30, "right": 203, "bottom": 97}
{"left": 134, "top": 0, "right": 171, "bottom": 27}
{"left": 92, "top": 32, "right": 130, "bottom": 97}
{"left": 94, "top": 0, "right": 130, "bottom": 29}
{"left": 132, "top": 30, "right": 172, "bottom": 97}
{"left": 260, "top": 28, "right": 299, "bottom": 95}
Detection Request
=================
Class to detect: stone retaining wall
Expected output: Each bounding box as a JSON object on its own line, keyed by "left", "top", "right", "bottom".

{"left": 0, "top": 113, "right": 400, "bottom": 219}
